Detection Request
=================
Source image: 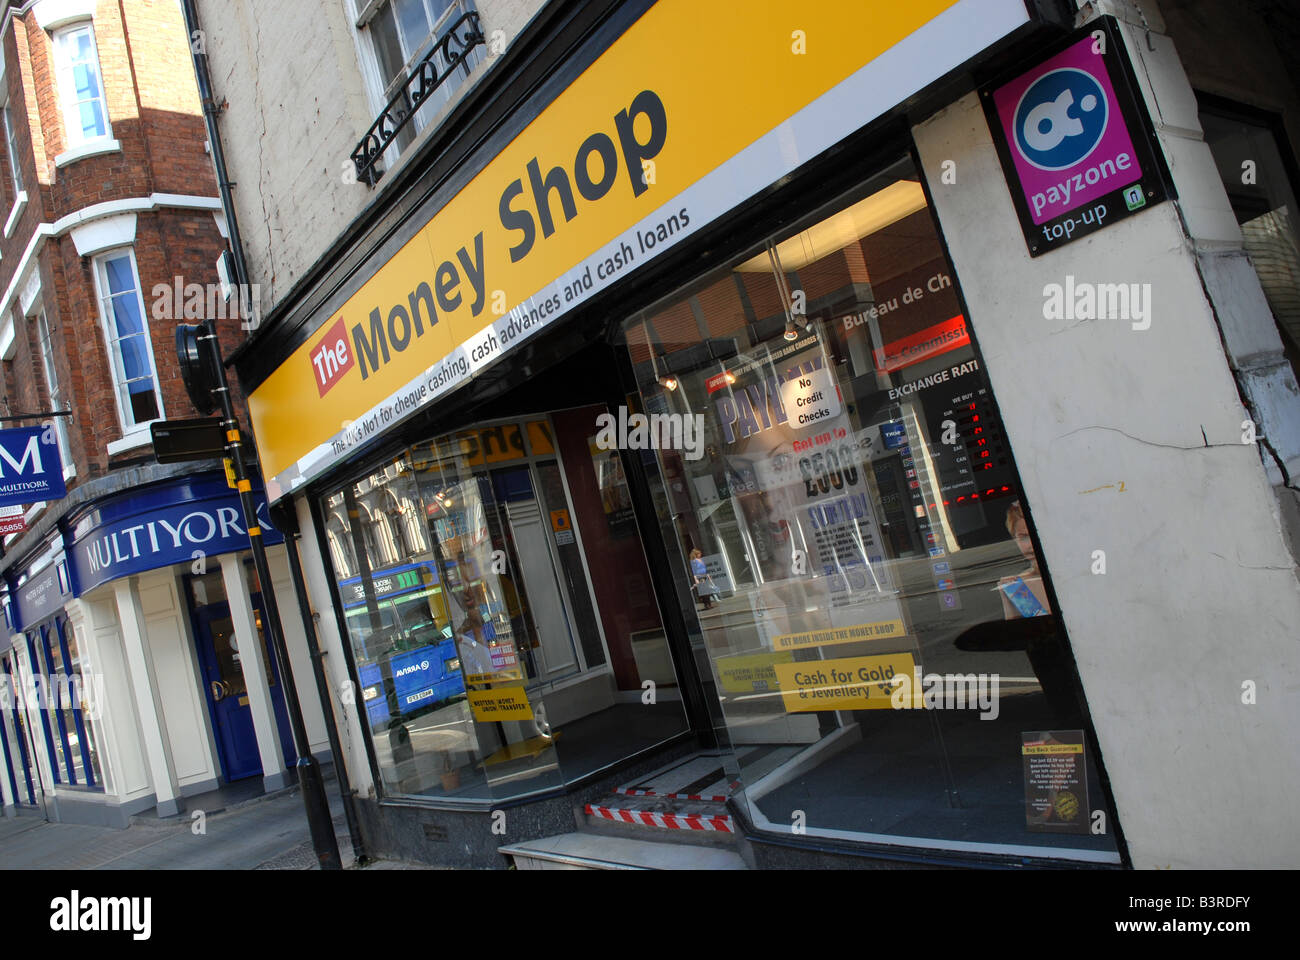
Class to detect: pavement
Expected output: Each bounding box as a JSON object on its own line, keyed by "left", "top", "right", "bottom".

{"left": 0, "top": 783, "right": 425, "bottom": 870}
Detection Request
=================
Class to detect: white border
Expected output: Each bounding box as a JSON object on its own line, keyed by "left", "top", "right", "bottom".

{"left": 53, "top": 136, "right": 120, "bottom": 169}
{"left": 89, "top": 246, "right": 166, "bottom": 437}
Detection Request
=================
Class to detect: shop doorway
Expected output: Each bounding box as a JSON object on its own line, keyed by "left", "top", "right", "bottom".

{"left": 189, "top": 581, "right": 296, "bottom": 782}
{"left": 490, "top": 462, "right": 594, "bottom": 683}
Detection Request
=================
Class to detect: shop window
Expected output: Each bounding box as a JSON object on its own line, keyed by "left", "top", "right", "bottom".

{"left": 51, "top": 617, "right": 101, "bottom": 787}
{"left": 52, "top": 23, "right": 110, "bottom": 146}
{"left": 92, "top": 249, "right": 163, "bottom": 432}
{"left": 1198, "top": 98, "right": 1300, "bottom": 383}
{"left": 322, "top": 415, "right": 687, "bottom": 804}
{"left": 23, "top": 617, "right": 100, "bottom": 790}
{"left": 617, "top": 155, "right": 1120, "bottom": 862}
{"left": 1, "top": 650, "right": 39, "bottom": 805}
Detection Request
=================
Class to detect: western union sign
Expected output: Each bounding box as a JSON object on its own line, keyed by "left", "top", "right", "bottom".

{"left": 248, "top": 0, "right": 1029, "bottom": 498}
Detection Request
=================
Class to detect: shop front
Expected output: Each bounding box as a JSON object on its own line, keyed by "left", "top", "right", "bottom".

{"left": 240, "top": 0, "right": 1139, "bottom": 867}
{"left": 0, "top": 472, "right": 326, "bottom": 826}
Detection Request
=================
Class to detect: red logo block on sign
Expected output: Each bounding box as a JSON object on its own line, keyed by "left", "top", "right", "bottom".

{"left": 309, "top": 317, "right": 355, "bottom": 397}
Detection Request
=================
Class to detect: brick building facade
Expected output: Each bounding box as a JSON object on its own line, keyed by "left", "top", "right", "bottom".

{"left": 0, "top": 0, "right": 328, "bottom": 828}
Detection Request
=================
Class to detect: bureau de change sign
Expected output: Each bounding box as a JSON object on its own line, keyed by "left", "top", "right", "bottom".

{"left": 0, "top": 425, "right": 66, "bottom": 508}
{"left": 982, "top": 16, "right": 1173, "bottom": 256}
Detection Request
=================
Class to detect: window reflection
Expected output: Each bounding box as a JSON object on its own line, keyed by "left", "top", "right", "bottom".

{"left": 323, "top": 420, "right": 690, "bottom": 803}
{"left": 621, "top": 156, "right": 1119, "bottom": 860}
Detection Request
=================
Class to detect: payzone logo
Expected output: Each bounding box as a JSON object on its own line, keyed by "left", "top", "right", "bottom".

{"left": 309, "top": 317, "right": 355, "bottom": 397}
{"left": 1013, "top": 67, "right": 1108, "bottom": 171}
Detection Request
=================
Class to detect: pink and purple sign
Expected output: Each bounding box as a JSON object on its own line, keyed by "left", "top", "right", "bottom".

{"left": 983, "top": 19, "right": 1170, "bottom": 256}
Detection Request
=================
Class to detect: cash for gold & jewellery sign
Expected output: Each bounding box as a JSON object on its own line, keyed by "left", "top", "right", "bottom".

{"left": 248, "top": 0, "right": 1033, "bottom": 500}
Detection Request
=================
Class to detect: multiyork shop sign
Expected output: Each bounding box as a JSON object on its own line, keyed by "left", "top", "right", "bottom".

{"left": 248, "top": 0, "right": 1035, "bottom": 499}
{"left": 68, "top": 477, "right": 283, "bottom": 594}
{"left": 983, "top": 17, "right": 1172, "bottom": 256}
{"left": 0, "top": 425, "right": 66, "bottom": 508}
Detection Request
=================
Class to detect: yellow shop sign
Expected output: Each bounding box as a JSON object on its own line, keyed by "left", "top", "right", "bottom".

{"left": 247, "top": 0, "right": 1027, "bottom": 498}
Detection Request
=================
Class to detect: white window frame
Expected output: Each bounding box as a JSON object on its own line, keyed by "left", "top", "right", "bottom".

{"left": 0, "top": 89, "right": 25, "bottom": 237}
{"left": 349, "top": 0, "right": 479, "bottom": 172}
{"left": 3, "top": 104, "right": 23, "bottom": 195}
{"left": 90, "top": 247, "right": 165, "bottom": 442}
{"left": 34, "top": 307, "right": 75, "bottom": 481}
{"left": 51, "top": 22, "right": 112, "bottom": 152}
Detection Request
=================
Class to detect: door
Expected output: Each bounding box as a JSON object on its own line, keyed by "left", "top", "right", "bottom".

{"left": 492, "top": 466, "right": 583, "bottom": 681}
{"left": 193, "top": 598, "right": 297, "bottom": 782}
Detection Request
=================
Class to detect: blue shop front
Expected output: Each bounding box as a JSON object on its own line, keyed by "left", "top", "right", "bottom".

{"left": 0, "top": 471, "right": 328, "bottom": 827}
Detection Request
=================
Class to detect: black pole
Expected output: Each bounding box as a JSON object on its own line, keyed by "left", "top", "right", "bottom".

{"left": 180, "top": 0, "right": 340, "bottom": 869}
{"left": 272, "top": 501, "right": 368, "bottom": 865}
{"left": 198, "top": 326, "right": 340, "bottom": 870}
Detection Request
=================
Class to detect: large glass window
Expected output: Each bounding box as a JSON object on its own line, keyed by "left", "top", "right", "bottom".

{"left": 618, "top": 155, "right": 1120, "bottom": 862}
{"left": 322, "top": 414, "right": 688, "bottom": 803}
{"left": 52, "top": 24, "right": 111, "bottom": 145}
{"left": 1, "top": 649, "right": 39, "bottom": 806}
{"left": 32, "top": 617, "right": 101, "bottom": 789}
{"left": 93, "top": 250, "right": 162, "bottom": 430}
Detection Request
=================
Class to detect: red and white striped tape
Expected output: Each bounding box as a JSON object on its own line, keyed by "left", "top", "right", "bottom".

{"left": 585, "top": 803, "right": 733, "bottom": 833}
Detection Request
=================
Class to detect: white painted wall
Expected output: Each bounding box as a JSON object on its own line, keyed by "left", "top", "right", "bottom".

{"left": 911, "top": 19, "right": 1300, "bottom": 867}
{"left": 65, "top": 594, "right": 152, "bottom": 803}
{"left": 197, "top": 0, "right": 544, "bottom": 312}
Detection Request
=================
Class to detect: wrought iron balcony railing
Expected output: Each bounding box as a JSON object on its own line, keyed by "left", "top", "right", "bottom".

{"left": 351, "top": 10, "right": 486, "bottom": 187}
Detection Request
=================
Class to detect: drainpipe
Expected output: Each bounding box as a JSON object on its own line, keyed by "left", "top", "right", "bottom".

{"left": 272, "top": 502, "right": 369, "bottom": 866}
{"left": 180, "top": 0, "right": 253, "bottom": 296}
{"left": 179, "top": 0, "right": 343, "bottom": 867}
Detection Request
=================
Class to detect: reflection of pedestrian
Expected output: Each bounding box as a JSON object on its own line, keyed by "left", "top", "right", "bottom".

{"left": 690, "top": 548, "right": 717, "bottom": 609}
{"left": 998, "top": 502, "right": 1051, "bottom": 618}
{"left": 998, "top": 502, "right": 1081, "bottom": 727}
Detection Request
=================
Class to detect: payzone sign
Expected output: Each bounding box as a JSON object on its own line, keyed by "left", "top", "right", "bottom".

{"left": 0, "top": 425, "right": 65, "bottom": 508}
{"left": 984, "top": 17, "right": 1171, "bottom": 256}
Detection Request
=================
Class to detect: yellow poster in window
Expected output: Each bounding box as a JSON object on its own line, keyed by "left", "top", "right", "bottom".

{"left": 772, "top": 620, "right": 907, "bottom": 651}
{"left": 716, "top": 651, "right": 794, "bottom": 693}
{"left": 467, "top": 685, "right": 534, "bottom": 722}
{"left": 774, "top": 653, "right": 915, "bottom": 712}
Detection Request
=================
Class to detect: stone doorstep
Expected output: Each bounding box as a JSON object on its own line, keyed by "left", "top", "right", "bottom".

{"left": 500, "top": 832, "right": 749, "bottom": 870}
